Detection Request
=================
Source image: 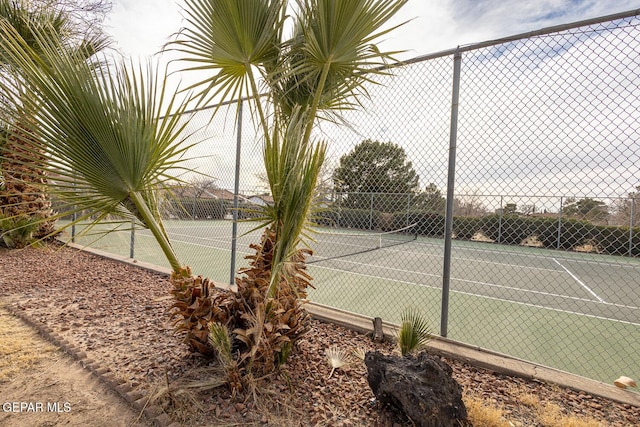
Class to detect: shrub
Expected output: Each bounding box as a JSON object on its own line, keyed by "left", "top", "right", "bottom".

{"left": 336, "top": 208, "right": 381, "bottom": 230}
{"left": 165, "top": 198, "right": 226, "bottom": 220}
{"left": 394, "top": 210, "right": 445, "bottom": 237}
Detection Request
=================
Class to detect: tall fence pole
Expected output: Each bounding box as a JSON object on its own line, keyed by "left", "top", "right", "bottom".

{"left": 71, "top": 213, "right": 76, "bottom": 243}
{"left": 369, "top": 193, "right": 374, "bottom": 230}
{"left": 230, "top": 101, "right": 243, "bottom": 285}
{"left": 129, "top": 219, "right": 135, "bottom": 259}
{"left": 440, "top": 49, "right": 462, "bottom": 338}
{"left": 498, "top": 196, "right": 503, "bottom": 243}
{"left": 557, "top": 197, "right": 563, "bottom": 250}
{"left": 629, "top": 197, "right": 636, "bottom": 257}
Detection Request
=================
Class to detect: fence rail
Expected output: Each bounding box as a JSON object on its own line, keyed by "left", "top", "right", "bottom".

{"left": 67, "top": 10, "right": 640, "bottom": 387}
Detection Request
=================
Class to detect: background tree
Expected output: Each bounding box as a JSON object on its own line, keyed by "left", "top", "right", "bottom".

{"left": 611, "top": 185, "right": 640, "bottom": 227}
{"left": 562, "top": 197, "right": 609, "bottom": 224}
{"left": 30, "top": 0, "right": 111, "bottom": 41}
{"left": 171, "top": 176, "right": 219, "bottom": 199}
{"left": 333, "top": 139, "right": 419, "bottom": 212}
{"left": 453, "top": 193, "right": 488, "bottom": 217}
{"left": 520, "top": 203, "right": 536, "bottom": 216}
{"left": 412, "top": 183, "right": 445, "bottom": 213}
{"left": 503, "top": 203, "right": 518, "bottom": 215}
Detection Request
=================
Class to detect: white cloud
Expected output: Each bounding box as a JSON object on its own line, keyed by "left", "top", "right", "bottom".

{"left": 104, "top": 0, "right": 640, "bottom": 60}
{"left": 105, "top": 0, "right": 181, "bottom": 57}
{"left": 101, "top": 1, "right": 640, "bottom": 196}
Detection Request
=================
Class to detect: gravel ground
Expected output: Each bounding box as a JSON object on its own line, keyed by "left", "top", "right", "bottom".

{"left": 1, "top": 244, "right": 639, "bottom": 426}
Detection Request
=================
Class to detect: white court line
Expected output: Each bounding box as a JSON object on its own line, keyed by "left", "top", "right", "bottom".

{"left": 552, "top": 258, "right": 606, "bottom": 303}
{"left": 310, "top": 264, "right": 640, "bottom": 327}
{"left": 373, "top": 245, "right": 562, "bottom": 273}
{"left": 311, "top": 259, "right": 622, "bottom": 306}
{"left": 409, "top": 239, "right": 640, "bottom": 270}
{"left": 311, "top": 258, "right": 640, "bottom": 311}
{"left": 134, "top": 233, "right": 640, "bottom": 312}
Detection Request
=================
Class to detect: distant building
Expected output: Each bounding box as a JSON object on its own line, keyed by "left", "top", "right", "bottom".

{"left": 248, "top": 194, "right": 274, "bottom": 206}
{"left": 169, "top": 185, "right": 243, "bottom": 202}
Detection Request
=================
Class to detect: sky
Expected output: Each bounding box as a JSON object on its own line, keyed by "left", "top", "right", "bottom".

{"left": 102, "top": 1, "right": 640, "bottom": 201}
{"left": 104, "top": 0, "right": 640, "bottom": 60}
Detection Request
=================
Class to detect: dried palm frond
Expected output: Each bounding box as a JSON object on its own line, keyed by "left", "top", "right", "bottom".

{"left": 325, "top": 346, "right": 350, "bottom": 379}
{"left": 352, "top": 347, "right": 366, "bottom": 361}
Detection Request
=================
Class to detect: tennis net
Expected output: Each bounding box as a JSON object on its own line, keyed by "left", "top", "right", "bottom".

{"left": 308, "top": 223, "right": 418, "bottom": 263}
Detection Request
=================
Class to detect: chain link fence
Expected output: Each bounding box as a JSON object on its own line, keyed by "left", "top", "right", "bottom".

{"left": 69, "top": 10, "right": 640, "bottom": 386}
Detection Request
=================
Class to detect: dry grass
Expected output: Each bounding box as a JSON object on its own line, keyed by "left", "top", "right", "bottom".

{"left": 465, "top": 394, "right": 603, "bottom": 427}
{"left": 538, "top": 402, "right": 601, "bottom": 427}
{"left": 464, "top": 384, "right": 604, "bottom": 427}
{"left": 464, "top": 394, "right": 510, "bottom": 427}
{"left": 0, "top": 305, "right": 56, "bottom": 382}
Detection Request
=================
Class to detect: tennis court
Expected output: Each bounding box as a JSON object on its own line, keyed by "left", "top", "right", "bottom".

{"left": 309, "top": 231, "right": 640, "bottom": 324}
{"left": 64, "top": 219, "right": 640, "bottom": 384}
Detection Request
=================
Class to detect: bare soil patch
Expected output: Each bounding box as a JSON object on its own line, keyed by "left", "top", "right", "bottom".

{"left": 0, "top": 306, "right": 145, "bottom": 427}
{"left": 1, "top": 244, "right": 639, "bottom": 426}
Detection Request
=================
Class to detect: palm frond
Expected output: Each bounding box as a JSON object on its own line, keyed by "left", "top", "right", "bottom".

{"left": 263, "top": 108, "right": 326, "bottom": 297}
{"left": 209, "top": 322, "right": 233, "bottom": 366}
{"left": 397, "top": 306, "right": 432, "bottom": 356}
{"left": 0, "top": 22, "right": 193, "bottom": 271}
{"left": 269, "top": 0, "right": 408, "bottom": 123}
{"left": 170, "top": 0, "right": 285, "bottom": 111}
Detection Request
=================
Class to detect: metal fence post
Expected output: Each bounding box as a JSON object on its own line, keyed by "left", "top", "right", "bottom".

{"left": 71, "top": 180, "right": 76, "bottom": 243}
{"left": 406, "top": 193, "right": 411, "bottom": 228}
{"left": 130, "top": 219, "right": 135, "bottom": 259}
{"left": 498, "top": 196, "right": 503, "bottom": 244}
{"left": 369, "top": 193, "right": 374, "bottom": 230}
{"left": 337, "top": 193, "right": 342, "bottom": 227}
{"left": 230, "top": 100, "right": 243, "bottom": 285}
{"left": 441, "top": 49, "right": 462, "bottom": 338}
{"left": 71, "top": 214, "right": 76, "bottom": 243}
{"left": 629, "top": 197, "right": 636, "bottom": 257}
{"left": 557, "top": 197, "right": 563, "bottom": 250}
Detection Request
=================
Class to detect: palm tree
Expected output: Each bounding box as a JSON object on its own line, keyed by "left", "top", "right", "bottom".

{"left": 0, "top": 20, "right": 189, "bottom": 270}
{"left": 170, "top": 0, "right": 407, "bottom": 378}
{"left": 0, "top": 0, "right": 109, "bottom": 247}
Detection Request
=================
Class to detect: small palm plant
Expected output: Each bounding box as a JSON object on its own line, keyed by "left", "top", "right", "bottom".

{"left": 0, "top": 213, "right": 39, "bottom": 248}
{"left": 1, "top": 0, "right": 409, "bottom": 393}
{"left": 397, "top": 307, "right": 432, "bottom": 356}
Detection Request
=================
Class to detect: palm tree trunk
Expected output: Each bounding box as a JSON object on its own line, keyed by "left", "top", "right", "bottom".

{"left": 0, "top": 121, "right": 56, "bottom": 246}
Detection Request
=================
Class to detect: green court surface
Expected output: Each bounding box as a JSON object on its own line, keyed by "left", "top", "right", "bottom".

{"left": 60, "top": 219, "right": 640, "bottom": 385}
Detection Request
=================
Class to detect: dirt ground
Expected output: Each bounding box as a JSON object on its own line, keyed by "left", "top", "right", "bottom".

{"left": 0, "top": 306, "right": 147, "bottom": 427}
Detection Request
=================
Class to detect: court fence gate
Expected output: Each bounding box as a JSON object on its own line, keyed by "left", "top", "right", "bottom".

{"left": 69, "top": 9, "right": 640, "bottom": 387}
